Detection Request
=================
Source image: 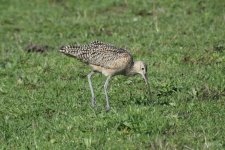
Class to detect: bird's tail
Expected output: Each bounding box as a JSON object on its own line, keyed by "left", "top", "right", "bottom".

{"left": 59, "top": 44, "right": 86, "bottom": 61}
{"left": 59, "top": 45, "right": 70, "bottom": 54}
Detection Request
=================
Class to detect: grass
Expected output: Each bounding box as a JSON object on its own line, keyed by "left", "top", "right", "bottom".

{"left": 0, "top": 0, "right": 225, "bottom": 149}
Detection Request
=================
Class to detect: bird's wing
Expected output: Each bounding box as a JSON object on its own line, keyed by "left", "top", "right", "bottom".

{"left": 60, "top": 41, "right": 133, "bottom": 70}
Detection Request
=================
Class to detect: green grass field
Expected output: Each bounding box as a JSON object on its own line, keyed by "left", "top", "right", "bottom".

{"left": 0, "top": 0, "right": 225, "bottom": 149}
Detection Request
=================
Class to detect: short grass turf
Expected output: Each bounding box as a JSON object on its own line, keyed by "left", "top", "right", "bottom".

{"left": 0, "top": 0, "right": 225, "bottom": 149}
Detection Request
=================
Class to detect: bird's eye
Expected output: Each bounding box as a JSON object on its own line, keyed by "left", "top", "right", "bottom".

{"left": 141, "top": 68, "right": 144, "bottom": 70}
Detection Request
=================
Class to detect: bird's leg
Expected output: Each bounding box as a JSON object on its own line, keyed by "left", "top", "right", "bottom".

{"left": 87, "top": 71, "right": 96, "bottom": 107}
{"left": 104, "top": 76, "right": 111, "bottom": 111}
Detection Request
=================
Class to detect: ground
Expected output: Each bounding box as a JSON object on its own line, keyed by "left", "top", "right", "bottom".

{"left": 0, "top": 0, "right": 225, "bottom": 149}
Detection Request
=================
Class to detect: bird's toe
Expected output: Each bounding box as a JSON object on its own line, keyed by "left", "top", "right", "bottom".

{"left": 91, "top": 97, "right": 96, "bottom": 107}
{"left": 106, "top": 106, "right": 110, "bottom": 112}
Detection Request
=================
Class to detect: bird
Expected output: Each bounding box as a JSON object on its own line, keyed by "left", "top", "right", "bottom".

{"left": 59, "top": 41, "right": 149, "bottom": 111}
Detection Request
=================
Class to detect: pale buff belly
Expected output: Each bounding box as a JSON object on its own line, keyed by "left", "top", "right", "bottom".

{"left": 90, "top": 64, "right": 124, "bottom": 76}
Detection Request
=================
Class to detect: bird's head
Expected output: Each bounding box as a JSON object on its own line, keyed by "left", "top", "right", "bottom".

{"left": 133, "top": 61, "right": 148, "bottom": 85}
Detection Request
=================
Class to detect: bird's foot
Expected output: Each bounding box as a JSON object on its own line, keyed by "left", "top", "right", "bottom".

{"left": 91, "top": 97, "right": 96, "bottom": 107}
{"left": 106, "top": 106, "right": 110, "bottom": 112}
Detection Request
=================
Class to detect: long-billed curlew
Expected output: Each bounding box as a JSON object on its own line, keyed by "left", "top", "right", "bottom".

{"left": 59, "top": 41, "right": 149, "bottom": 111}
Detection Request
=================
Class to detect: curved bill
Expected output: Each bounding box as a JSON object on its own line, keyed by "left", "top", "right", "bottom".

{"left": 142, "top": 73, "right": 151, "bottom": 100}
{"left": 142, "top": 73, "right": 149, "bottom": 86}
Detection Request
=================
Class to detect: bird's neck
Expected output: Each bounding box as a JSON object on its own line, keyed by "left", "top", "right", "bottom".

{"left": 126, "top": 62, "right": 138, "bottom": 76}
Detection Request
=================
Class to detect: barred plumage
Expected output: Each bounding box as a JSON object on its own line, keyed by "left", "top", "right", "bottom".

{"left": 59, "top": 41, "right": 149, "bottom": 111}
{"left": 60, "top": 41, "right": 133, "bottom": 72}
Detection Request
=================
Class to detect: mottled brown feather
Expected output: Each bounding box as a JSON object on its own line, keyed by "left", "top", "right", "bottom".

{"left": 59, "top": 41, "right": 133, "bottom": 71}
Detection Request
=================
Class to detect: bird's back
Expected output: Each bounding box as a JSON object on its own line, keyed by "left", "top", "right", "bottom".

{"left": 59, "top": 41, "right": 133, "bottom": 71}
